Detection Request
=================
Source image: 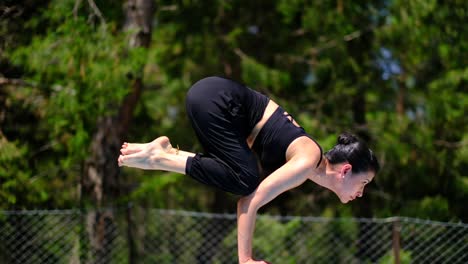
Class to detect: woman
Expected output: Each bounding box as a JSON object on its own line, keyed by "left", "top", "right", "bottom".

{"left": 118, "top": 76, "right": 380, "bottom": 264}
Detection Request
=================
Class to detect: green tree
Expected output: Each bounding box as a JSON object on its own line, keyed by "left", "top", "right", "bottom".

{"left": 373, "top": 0, "right": 468, "bottom": 221}
{"left": 1, "top": 0, "right": 466, "bottom": 226}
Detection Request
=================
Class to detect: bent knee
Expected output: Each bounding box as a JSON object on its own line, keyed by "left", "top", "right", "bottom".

{"left": 185, "top": 77, "right": 219, "bottom": 106}
{"left": 238, "top": 184, "right": 259, "bottom": 196}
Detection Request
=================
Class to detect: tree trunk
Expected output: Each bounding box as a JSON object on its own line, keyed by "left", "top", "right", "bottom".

{"left": 82, "top": 0, "right": 155, "bottom": 263}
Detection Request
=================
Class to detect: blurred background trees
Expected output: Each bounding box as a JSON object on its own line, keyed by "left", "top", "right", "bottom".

{"left": 1, "top": 0, "right": 467, "bottom": 223}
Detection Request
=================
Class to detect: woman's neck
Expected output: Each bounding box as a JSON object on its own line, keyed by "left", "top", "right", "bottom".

{"left": 310, "top": 158, "right": 336, "bottom": 192}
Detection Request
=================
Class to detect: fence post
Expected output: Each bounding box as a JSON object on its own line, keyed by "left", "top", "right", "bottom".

{"left": 392, "top": 218, "right": 401, "bottom": 264}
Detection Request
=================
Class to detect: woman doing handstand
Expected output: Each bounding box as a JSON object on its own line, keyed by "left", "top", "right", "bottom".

{"left": 118, "top": 76, "right": 380, "bottom": 264}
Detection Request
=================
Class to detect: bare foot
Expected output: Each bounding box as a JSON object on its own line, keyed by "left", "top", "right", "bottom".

{"left": 118, "top": 136, "right": 174, "bottom": 169}
{"left": 120, "top": 137, "right": 176, "bottom": 155}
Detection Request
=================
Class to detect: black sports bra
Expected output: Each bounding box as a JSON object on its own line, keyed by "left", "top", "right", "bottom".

{"left": 252, "top": 106, "right": 323, "bottom": 177}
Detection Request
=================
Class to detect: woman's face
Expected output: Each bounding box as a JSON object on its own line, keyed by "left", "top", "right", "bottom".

{"left": 335, "top": 166, "right": 375, "bottom": 204}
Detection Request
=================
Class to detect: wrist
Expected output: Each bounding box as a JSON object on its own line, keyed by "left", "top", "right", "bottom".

{"left": 239, "top": 257, "right": 252, "bottom": 264}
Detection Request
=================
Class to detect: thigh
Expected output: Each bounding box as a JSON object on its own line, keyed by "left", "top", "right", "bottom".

{"left": 185, "top": 77, "right": 256, "bottom": 170}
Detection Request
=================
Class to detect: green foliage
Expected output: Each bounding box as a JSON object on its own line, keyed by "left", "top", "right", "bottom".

{"left": 215, "top": 218, "right": 304, "bottom": 263}
{"left": 401, "top": 196, "right": 451, "bottom": 220}
{"left": 216, "top": 217, "right": 364, "bottom": 263}
{"left": 1, "top": 0, "right": 150, "bottom": 208}
{"left": 1, "top": 0, "right": 467, "bottom": 223}
{"left": 378, "top": 249, "right": 412, "bottom": 264}
{"left": 0, "top": 133, "right": 57, "bottom": 207}
{"left": 128, "top": 172, "right": 184, "bottom": 207}
{"left": 240, "top": 55, "right": 291, "bottom": 93}
{"left": 371, "top": 0, "right": 468, "bottom": 220}
{"left": 1, "top": 2, "right": 466, "bottom": 263}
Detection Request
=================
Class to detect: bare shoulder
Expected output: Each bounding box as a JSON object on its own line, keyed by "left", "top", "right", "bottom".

{"left": 286, "top": 136, "right": 322, "bottom": 169}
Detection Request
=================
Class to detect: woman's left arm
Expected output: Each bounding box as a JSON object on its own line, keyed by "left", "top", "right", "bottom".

{"left": 237, "top": 157, "right": 313, "bottom": 264}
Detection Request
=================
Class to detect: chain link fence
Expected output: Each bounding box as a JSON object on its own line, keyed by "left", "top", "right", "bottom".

{"left": 1, "top": 208, "right": 467, "bottom": 264}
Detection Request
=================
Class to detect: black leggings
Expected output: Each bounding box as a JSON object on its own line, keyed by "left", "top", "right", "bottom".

{"left": 185, "top": 77, "right": 268, "bottom": 195}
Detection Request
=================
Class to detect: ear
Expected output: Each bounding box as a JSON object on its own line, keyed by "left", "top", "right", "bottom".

{"left": 340, "top": 163, "right": 352, "bottom": 178}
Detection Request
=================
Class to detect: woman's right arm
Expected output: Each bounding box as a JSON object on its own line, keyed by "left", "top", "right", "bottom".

{"left": 237, "top": 197, "right": 264, "bottom": 264}
{"left": 236, "top": 157, "right": 313, "bottom": 264}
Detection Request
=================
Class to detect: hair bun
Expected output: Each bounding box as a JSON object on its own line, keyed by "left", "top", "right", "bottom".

{"left": 337, "top": 133, "right": 359, "bottom": 145}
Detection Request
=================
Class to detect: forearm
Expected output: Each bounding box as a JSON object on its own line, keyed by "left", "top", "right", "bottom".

{"left": 235, "top": 158, "right": 311, "bottom": 263}
{"left": 237, "top": 196, "right": 258, "bottom": 263}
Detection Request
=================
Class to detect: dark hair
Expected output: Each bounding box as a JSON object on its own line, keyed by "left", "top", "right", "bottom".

{"left": 324, "top": 133, "right": 380, "bottom": 174}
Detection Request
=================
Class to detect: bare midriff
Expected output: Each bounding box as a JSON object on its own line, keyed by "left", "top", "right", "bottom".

{"left": 246, "top": 100, "right": 279, "bottom": 148}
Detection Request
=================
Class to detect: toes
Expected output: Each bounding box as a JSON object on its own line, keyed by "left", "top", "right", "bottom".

{"left": 120, "top": 146, "right": 141, "bottom": 155}
{"left": 118, "top": 155, "right": 125, "bottom": 166}
{"left": 120, "top": 147, "right": 128, "bottom": 155}
{"left": 118, "top": 153, "right": 139, "bottom": 167}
